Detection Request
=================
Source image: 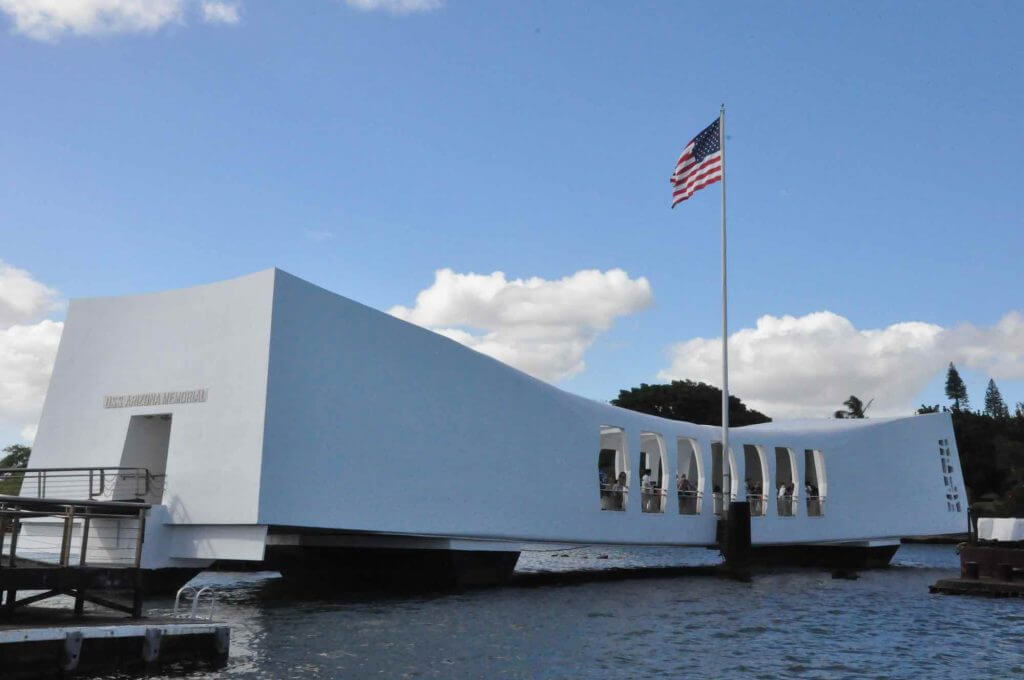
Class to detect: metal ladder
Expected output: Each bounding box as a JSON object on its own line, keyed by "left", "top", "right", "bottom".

{"left": 173, "top": 585, "right": 217, "bottom": 620}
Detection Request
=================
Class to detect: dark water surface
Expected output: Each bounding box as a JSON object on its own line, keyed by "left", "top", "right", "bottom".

{"left": 97, "top": 545, "right": 1023, "bottom": 679}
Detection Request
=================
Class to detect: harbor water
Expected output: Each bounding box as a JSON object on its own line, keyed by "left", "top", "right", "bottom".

{"left": 94, "top": 544, "right": 1022, "bottom": 679}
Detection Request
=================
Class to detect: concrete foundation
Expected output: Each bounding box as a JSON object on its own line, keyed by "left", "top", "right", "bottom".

{"left": 266, "top": 546, "right": 521, "bottom": 589}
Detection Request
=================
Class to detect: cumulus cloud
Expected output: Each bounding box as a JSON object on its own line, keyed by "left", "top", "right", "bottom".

{"left": 659, "top": 310, "right": 1024, "bottom": 419}
{"left": 0, "top": 0, "right": 241, "bottom": 41}
{"left": 0, "top": 261, "right": 62, "bottom": 327}
{"left": 200, "top": 0, "right": 238, "bottom": 24}
{"left": 0, "top": 262, "right": 64, "bottom": 442}
{"left": 343, "top": 0, "right": 442, "bottom": 14}
{"left": 1, "top": 320, "right": 63, "bottom": 441}
{"left": 390, "top": 268, "right": 652, "bottom": 381}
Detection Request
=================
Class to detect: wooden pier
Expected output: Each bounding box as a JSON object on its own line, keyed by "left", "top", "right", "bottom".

{"left": 0, "top": 471, "right": 231, "bottom": 676}
{"left": 0, "top": 610, "right": 229, "bottom": 678}
{"left": 929, "top": 513, "right": 1024, "bottom": 598}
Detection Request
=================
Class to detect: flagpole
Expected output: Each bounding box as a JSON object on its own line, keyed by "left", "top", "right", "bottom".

{"left": 719, "top": 104, "right": 729, "bottom": 487}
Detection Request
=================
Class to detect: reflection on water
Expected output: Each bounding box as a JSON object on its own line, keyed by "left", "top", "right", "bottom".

{"left": 93, "top": 545, "right": 1023, "bottom": 679}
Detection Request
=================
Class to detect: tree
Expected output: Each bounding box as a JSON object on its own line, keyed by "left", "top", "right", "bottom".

{"left": 834, "top": 395, "right": 867, "bottom": 419}
{"left": 917, "top": 404, "right": 942, "bottom": 414}
{"left": 0, "top": 444, "right": 31, "bottom": 495}
{"left": 945, "top": 362, "right": 969, "bottom": 411}
{"left": 984, "top": 379, "right": 1010, "bottom": 419}
{"left": 612, "top": 380, "right": 771, "bottom": 426}
{"left": 0, "top": 444, "right": 30, "bottom": 469}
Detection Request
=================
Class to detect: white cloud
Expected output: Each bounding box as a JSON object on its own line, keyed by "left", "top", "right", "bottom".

{"left": 0, "top": 320, "right": 63, "bottom": 442}
{"left": 390, "top": 268, "right": 652, "bottom": 382}
{"left": 0, "top": 0, "right": 243, "bottom": 41}
{"left": 344, "top": 0, "right": 442, "bottom": 15}
{"left": 0, "top": 262, "right": 64, "bottom": 443}
{"left": 200, "top": 0, "right": 238, "bottom": 24}
{"left": 658, "top": 310, "right": 1024, "bottom": 419}
{"left": 0, "top": 261, "right": 62, "bottom": 327}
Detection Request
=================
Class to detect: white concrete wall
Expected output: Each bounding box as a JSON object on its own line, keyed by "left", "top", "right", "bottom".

{"left": 257, "top": 271, "right": 966, "bottom": 546}
{"left": 30, "top": 270, "right": 276, "bottom": 525}
{"left": 29, "top": 269, "right": 967, "bottom": 550}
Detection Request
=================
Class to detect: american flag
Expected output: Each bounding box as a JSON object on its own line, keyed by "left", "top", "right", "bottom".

{"left": 670, "top": 117, "right": 722, "bottom": 208}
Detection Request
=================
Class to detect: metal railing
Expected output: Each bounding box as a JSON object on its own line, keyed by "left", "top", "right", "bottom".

{"left": 747, "top": 494, "right": 768, "bottom": 517}
{"left": 676, "top": 490, "right": 703, "bottom": 515}
{"left": 599, "top": 483, "right": 629, "bottom": 511}
{"left": 0, "top": 467, "right": 163, "bottom": 503}
{"left": 712, "top": 492, "right": 732, "bottom": 516}
{"left": 776, "top": 495, "right": 799, "bottom": 517}
{"left": 806, "top": 495, "right": 826, "bottom": 517}
{"left": 641, "top": 487, "right": 667, "bottom": 513}
{"left": 0, "top": 500, "right": 147, "bottom": 569}
{"left": 1, "top": 495, "right": 151, "bottom": 617}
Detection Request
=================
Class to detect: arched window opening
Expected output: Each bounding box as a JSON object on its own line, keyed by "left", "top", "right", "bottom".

{"left": 710, "top": 442, "right": 737, "bottom": 516}
{"left": 639, "top": 433, "right": 667, "bottom": 513}
{"left": 676, "top": 437, "right": 704, "bottom": 515}
{"left": 774, "top": 447, "right": 798, "bottom": 517}
{"left": 805, "top": 449, "right": 827, "bottom": 517}
{"left": 743, "top": 444, "right": 769, "bottom": 517}
{"left": 598, "top": 426, "right": 630, "bottom": 511}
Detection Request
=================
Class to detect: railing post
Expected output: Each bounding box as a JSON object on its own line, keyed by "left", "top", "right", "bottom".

{"left": 133, "top": 507, "right": 147, "bottom": 568}
{"left": 60, "top": 506, "right": 75, "bottom": 567}
{"left": 75, "top": 512, "right": 91, "bottom": 617}
{"left": 7, "top": 516, "right": 18, "bottom": 568}
{"left": 78, "top": 513, "right": 91, "bottom": 567}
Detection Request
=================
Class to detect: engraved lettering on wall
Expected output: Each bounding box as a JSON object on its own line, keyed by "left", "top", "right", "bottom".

{"left": 103, "top": 389, "right": 209, "bottom": 409}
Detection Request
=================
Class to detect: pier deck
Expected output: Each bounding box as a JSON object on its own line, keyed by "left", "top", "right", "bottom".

{"left": 0, "top": 608, "right": 229, "bottom": 678}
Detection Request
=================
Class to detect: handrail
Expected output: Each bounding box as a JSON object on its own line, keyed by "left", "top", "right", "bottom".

{"left": 0, "top": 466, "right": 153, "bottom": 474}
{"left": 174, "top": 585, "right": 217, "bottom": 620}
{"left": 0, "top": 467, "right": 161, "bottom": 503}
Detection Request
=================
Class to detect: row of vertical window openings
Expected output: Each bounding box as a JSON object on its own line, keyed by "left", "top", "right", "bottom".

{"left": 598, "top": 426, "right": 827, "bottom": 517}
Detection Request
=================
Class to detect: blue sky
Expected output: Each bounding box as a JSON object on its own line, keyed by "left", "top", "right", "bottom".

{"left": 1, "top": 1, "right": 1022, "bottom": 444}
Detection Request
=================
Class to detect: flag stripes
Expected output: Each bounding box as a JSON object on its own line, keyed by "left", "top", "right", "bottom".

{"left": 670, "top": 117, "right": 722, "bottom": 208}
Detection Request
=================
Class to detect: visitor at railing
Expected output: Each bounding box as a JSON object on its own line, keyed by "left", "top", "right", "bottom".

{"left": 640, "top": 469, "right": 652, "bottom": 512}
{"left": 747, "top": 494, "right": 766, "bottom": 516}
{"left": 776, "top": 482, "right": 797, "bottom": 516}
{"left": 745, "top": 480, "right": 766, "bottom": 516}
{"left": 612, "top": 472, "right": 628, "bottom": 510}
{"left": 676, "top": 474, "right": 700, "bottom": 514}
{"left": 599, "top": 470, "right": 612, "bottom": 510}
{"left": 806, "top": 483, "right": 825, "bottom": 516}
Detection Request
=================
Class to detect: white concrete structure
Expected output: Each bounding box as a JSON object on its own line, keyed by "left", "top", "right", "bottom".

{"left": 25, "top": 269, "right": 968, "bottom": 580}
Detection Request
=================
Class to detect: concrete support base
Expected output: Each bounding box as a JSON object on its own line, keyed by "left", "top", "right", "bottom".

{"left": 265, "top": 546, "right": 521, "bottom": 590}
{"left": 746, "top": 543, "right": 900, "bottom": 569}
